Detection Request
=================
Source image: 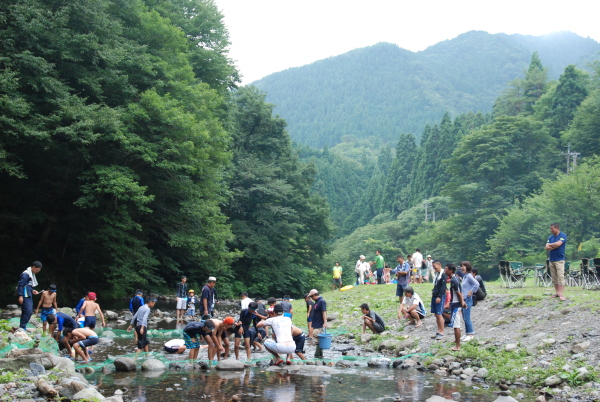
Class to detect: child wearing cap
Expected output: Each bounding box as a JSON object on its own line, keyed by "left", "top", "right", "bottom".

{"left": 187, "top": 290, "right": 197, "bottom": 317}
{"left": 77, "top": 292, "right": 105, "bottom": 330}
{"left": 184, "top": 319, "right": 216, "bottom": 361}
{"left": 128, "top": 295, "right": 157, "bottom": 353}
{"left": 35, "top": 284, "right": 57, "bottom": 335}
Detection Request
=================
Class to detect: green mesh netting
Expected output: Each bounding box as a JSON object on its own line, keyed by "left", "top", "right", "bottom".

{"left": 94, "top": 327, "right": 183, "bottom": 339}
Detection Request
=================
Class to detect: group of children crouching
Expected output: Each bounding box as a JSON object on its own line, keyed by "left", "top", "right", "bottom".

{"left": 156, "top": 297, "right": 306, "bottom": 365}
{"left": 35, "top": 287, "right": 107, "bottom": 364}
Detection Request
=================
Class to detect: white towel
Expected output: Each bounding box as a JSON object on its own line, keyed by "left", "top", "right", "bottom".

{"left": 24, "top": 266, "right": 39, "bottom": 287}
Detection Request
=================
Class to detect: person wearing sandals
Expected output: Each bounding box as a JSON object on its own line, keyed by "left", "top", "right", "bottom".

{"left": 446, "top": 264, "right": 467, "bottom": 351}
{"left": 545, "top": 223, "right": 568, "bottom": 301}
{"left": 430, "top": 259, "right": 447, "bottom": 341}
{"left": 459, "top": 261, "right": 479, "bottom": 343}
{"left": 399, "top": 286, "right": 426, "bottom": 327}
{"left": 360, "top": 303, "right": 385, "bottom": 334}
{"left": 257, "top": 304, "right": 295, "bottom": 365}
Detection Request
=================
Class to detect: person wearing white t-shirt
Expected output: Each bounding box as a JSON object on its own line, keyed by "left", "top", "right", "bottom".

{"left": 398, "top": 286, "right": 426, "bottom": 327}
{"left": 413, "top": 249, "right": 424, "bottom": 284}
{"left": 240, "top": 292, "right": 253, "bottom": 310}
{"left": 257, "top": 304, "right": 295, "bottom": 365}
{"left": 355, "top": 255, "right": 366, "bottom": 285}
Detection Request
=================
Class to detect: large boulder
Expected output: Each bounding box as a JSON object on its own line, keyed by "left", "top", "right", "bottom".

{"left": 114, "top": 357, "right": 137, "bottom": 372}
{"left": 367, "top": 358, "right": 391, "bottom": 368}
{"left": 0, "top": 351, "right": 55, "bottom": 371}
{"left": 73, "top": 387, "right": 106, "bottom": 400}
{"left": 59, "top": 379, "right": 90, "bottom": 400}
{"left": 141, "top": 359, "right": 167, "bottom": 371}
{"left": 215, "top": 360, "right": 246, "bottom": 371}
{"left": 326, "top": 312, "right": 339, "bottom": 322}
{"left": 104, "top": 311, "right": 118, "bottom": 320}
{"left": 544, "top": 375, "right": 563, "bottom": 387}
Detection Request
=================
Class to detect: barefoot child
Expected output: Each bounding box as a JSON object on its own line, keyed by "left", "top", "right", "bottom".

{"left": 289, "top": 326, "right": 307, "bottom": 362}
{"left": 183, "top": 319, "right": 216, "bottom": 361}
{"left": 35, "top": 284, "right": 57, "bottom": 335}
{"left": 77, "top": 292, "right": 105, "bottom": 330}
{"left": 63, "top": 327, "right": 98, "bottom": 363}
{"left": 398, "top": 286, "right": 426, "bottom": 328}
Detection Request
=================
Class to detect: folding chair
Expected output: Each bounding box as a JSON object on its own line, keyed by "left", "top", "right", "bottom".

{"left": 498, "top": 260, "right": 510, "bottom": 288}
{"left": 508, "top": 261, "right": 526, "bottom": 288}
{"left": 564, "top": 261, "right": 571, "bottom": 286}
{"left": 580, "top": 258, "right": 595, "bottom": 289}
{"left": 534, "top": 263, "right": 549, "bottom": 287}
{"left": 567, "top": 260, "right": 581, "bottom": 287}
{"left": 592, "top": 258, "right": 600, "bottom": 290}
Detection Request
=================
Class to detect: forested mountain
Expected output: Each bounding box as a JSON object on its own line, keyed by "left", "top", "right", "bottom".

{"left": 321, "top": 56, "right": 600, "bottom": 283}
{"left": 255, "top": 31, "right": 600, "bottom": 148}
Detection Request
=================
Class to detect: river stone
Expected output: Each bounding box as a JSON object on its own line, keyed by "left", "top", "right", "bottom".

{"left": 542, "top": 338, "right": 555, "bottom": 345}
{"left": 544, "top": 375, "right": 563, "bottom": 387}
{"left": 571, "top": 341, "right": 590, "bottom": 354}
{"left": 141, "top": 359, "right": 166, "bottom": 371}
{"left": 73, "top": 387, "right": 105, "bottom": 400}
{"left": 0, "top": 352, "right": 54, "bottom": 371}
{"left": 531, "top": 332, "right": 546, "bottom": 340}
{"left": 6, "top": 304, "right": 18, "bottom": 309}
{"left": 104, "top": 311, "right": 118, "bottom": 320}
{"left": 367, "top": 358, "right": 391, "bottom": 368}
{"left": 52, "top": 357, "right": 76, "bottom": 373}
{"left": 449, "top": 362, "right": 461, "bottom": 370}
{"left": 215, "top": 360, "right": 245, "bottom": 371}
{"left": 361, "top": 333, "right": 373, "bottom": 343}
{"left": 434, "top": 369, "right": 448, "bottom": 376}
{"left": 29, "top": 362, "right": 45, "bottom": 375}
{"left": 505, "top": 344, "right": 518, "bottom": 351}
{"left": 104, "top": 396, "right": 124, "bottom": 402}
{"left": 379, "top": 340, "right": 401, "bottom": 351}
{"left": 327, "top": 312, "right": 339, "bottom": 321}
{"left": 576, "top": 367, "right": 590, "bottom": 381}
{"left": 494, "top": 397, "right": 518, "bottom": 402}
{"left": 477, "top": 368, "right": 489, "bottom": 378}
{"left": 428, "top": 364, "right": 440, "bottom": 371}
{"left": 426, "top": 396, "right": 455, "bottom": 402}
{"left": 463, "top": 367, "right": 474, "bottom": 376}
{"left": 114, "top": 357, "right": 137, "bottom": 371}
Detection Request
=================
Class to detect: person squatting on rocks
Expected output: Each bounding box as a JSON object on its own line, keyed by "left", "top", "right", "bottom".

{"left": 16, "top": 261, "right": 42, "bottom": 331}
{"left": 176, "top": 276, "right": 188, "bottom": 322}
{"left": 257, "top": 304, "right": 295, "bottom": 365}
{"left": 63, "top": 327, "right": 98, "bottom": 363}
{"left": 360, "top": 303, "right": 386, "bottom": 334}
{"left": 399, "top": 286, "right": 426, "bottom": 328}
{"left": 46, "top": 312, "right": 77, "bottom": 348}
{"left": 127, "top": 295, "right": 157, "bottom": 354}
{"left": 35, "top": 284, "right": 57, "bottom": 335}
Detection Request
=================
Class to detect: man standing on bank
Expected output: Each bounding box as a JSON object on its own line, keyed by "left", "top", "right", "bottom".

{"left": 16, "top": 261, "right": 42, "bottom": 331}
{"left": 545, "top": 223, "right": 568, "bottom": 301}
{"left": 176, "top": 276, "right": 188, "bottom": 322}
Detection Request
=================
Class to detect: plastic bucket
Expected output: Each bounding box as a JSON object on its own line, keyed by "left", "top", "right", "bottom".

{"left": 317, "top": 331, "right": 332, "bottom": 349}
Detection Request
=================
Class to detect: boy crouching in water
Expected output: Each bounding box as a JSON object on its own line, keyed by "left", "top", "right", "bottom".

{"left": 63, "top": 327, "right": 98, "bottom": 363}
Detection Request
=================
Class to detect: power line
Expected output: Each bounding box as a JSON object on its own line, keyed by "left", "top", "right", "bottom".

{"left": 560, "top": 144, "right": 580, "bottom": 175}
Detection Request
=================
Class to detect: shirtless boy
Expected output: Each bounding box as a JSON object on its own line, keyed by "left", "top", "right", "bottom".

{"left": 77, "top": 292, "right": 105, "bottom": 329}
{"left": 35, "top": 284, "right": 57, "bottom": 335}
{"left": 214, "top": 316, "right": 236, "bottom": 359}
{"left": 63, "top": 327, "right": 98, "bottom": 363}
{"left": 290, "top": 325, "right": 307, "bottom": 362}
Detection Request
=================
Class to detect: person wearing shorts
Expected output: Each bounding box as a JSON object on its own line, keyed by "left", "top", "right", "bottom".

{"left": 176, "top": 276, "right": 188, "bottom": 322}
{"left": 399, "top": 286, "right": 426, "bottom": 327}
{"left": 183, "top": 320, "right": 215, "bottom": 360}
{"left": 360, "top": 303, "right": 385, "bottom": 334}
{"left": 431, "top": 259, "right": 447, "bottom": 340}
{"left": 394, "top": 255, "right": 410, "bottom": 301}
{"left": 47, "top": 312, "right": 77, "bottom": 343}
{"left": 445, "top": 264, "right": 466, "bottom": 351}
{"left": 257, "top": 304, "right": 295, "bottom": 365}
{"left": 164, "top": 339, "right": 186, "bottom": 354}
{"left": 332, "top": 262, "right": 343, "bottom": 291}
{"left": 545, "top": 223, "right": 567, "bottom": 301}
{"left": 291, "top": 326, "right": 307, "bottom": 360}
{"left": 128, "top": 295, "right": 157, "bottom": 353}
{"left": 63, "top": 327, "right": 98, "bottom": 363}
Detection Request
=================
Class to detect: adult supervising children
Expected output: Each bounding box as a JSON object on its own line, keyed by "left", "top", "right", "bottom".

{"left": 200, "top": 277, "right": 217, "bottom": 318}
{"left": 545, "top": 223, "right": 568, "bottom": 301}
{"left": 308, "top": 289, "right": 327, "bottom": 358}
{"left": 257, "top": 304, "right": 294, "bottom": 365}
{"left": 394, "top": 255, "right": 410, "bottom": 302}
{"left": 176, "top": 276, "right": 188, "bottom": 322}
{"left": 16, "top": 261, "right": 42, "bottom": 331}
{"left": 431, "top": 259, "right": 447, "bottom": 340}
{"left": 35, "top": 284, "right": 57, "bottom": 335}
{"left": 399, "top": 286, "right": 426, "bottom": 328}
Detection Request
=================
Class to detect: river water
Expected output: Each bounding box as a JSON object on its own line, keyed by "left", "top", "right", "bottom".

{"left": 61, "top": 300, "right": 535, "bottom": 401}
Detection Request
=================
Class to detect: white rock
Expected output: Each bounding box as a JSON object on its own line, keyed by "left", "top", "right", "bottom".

{"left": 73, "top": 387, "right": 105, "bottom": 400}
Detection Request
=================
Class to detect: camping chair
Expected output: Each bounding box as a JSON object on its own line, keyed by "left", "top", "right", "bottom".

{"left": 567, "top": 260, "right": 581, "bottom": 287}
{"left": 563, "top": 261, "right": 571, "bottom": 286}
{"left": 534, "top": 263, "right": 550, "bottom": 287}
{"left": 507, "top": 261, "right": 527, "bottom": 288}
{"left": 592, "top": 258, "right": 600, "bottom": 290}
{"left": 498, "top": 260, "right": 510, "bottom": 288}
{"left": 580, "top": 258, "right": 596, "bottom": 289}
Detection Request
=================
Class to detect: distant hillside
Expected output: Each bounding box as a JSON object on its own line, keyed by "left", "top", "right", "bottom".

{"left": 253, "top": 31, "right": 600, "bottom": 148}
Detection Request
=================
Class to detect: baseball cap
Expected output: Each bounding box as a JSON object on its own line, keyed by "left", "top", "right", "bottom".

{"left": 427, "top": 255, "right": 432, "bottom": 258}
{"left": 135, "top": 289, "right": 143, "bottom": 294}
{"left": 224, "top": 316, "right": 234, "bottom": 325}
{"left": 88, "top": 292, "right": 97, "bottom": 300}
{"left": 208, "top": 276, "right": 217, "bottom": 282}
{"left": 188, "top": 289, "right": 195, "bottom": 293}
{"left": 308, "top": 289, "right": 319, "bottom": 297}
{"left": 360, "top": 255, "right": 365, "bottom": 259}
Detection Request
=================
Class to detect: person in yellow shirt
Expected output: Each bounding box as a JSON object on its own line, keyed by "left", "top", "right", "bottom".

{"left": 332, "top": 262, "right": 343, "bottom": 291}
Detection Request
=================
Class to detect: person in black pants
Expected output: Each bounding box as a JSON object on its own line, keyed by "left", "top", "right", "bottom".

{"left": 430, "top": 260, "right": 447, "bottom": 340}
{"left": 16, "top": 261, "right": 43, "bottom": 331}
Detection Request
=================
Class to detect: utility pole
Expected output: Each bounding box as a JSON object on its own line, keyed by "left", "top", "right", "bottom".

{"left": 424, "top": 199, "right": 430, "bottom": 222}
{"left": 560, "top": 144, "right": 581, "bottom": 175}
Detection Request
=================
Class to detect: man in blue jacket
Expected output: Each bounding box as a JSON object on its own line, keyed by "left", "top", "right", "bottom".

{"left": 16, "top": 261, "right": 42, "bottom": 331}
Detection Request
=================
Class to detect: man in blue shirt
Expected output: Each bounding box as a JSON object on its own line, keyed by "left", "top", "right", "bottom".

{"left": 308, "top": 289, "right": 327, "bottom": 358}
{"left": 16, "top": 261, "right": 42, "bottom": 331}
{"left": 545, "top": 223, "right": 568, "bottom": 301}
{"left": 393, "top": 255, "right": 410, "bottom": 302}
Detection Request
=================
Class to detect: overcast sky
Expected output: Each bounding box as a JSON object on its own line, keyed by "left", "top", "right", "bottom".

{"left": 214, "top": 0, "right": 600, "bottom": 84}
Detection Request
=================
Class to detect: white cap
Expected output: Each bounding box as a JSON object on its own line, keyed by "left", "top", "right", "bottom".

{"left": 360, "top": 255, "right": 366, "bottom": 259}
{"left": 427, "top": 255, "right": 431, "bottom": 258}
{"left": 208, "top": 276, "right": 217, "bottom": 282}
{"left": 308, "top": 289, "right": 319, "bottom": 297}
